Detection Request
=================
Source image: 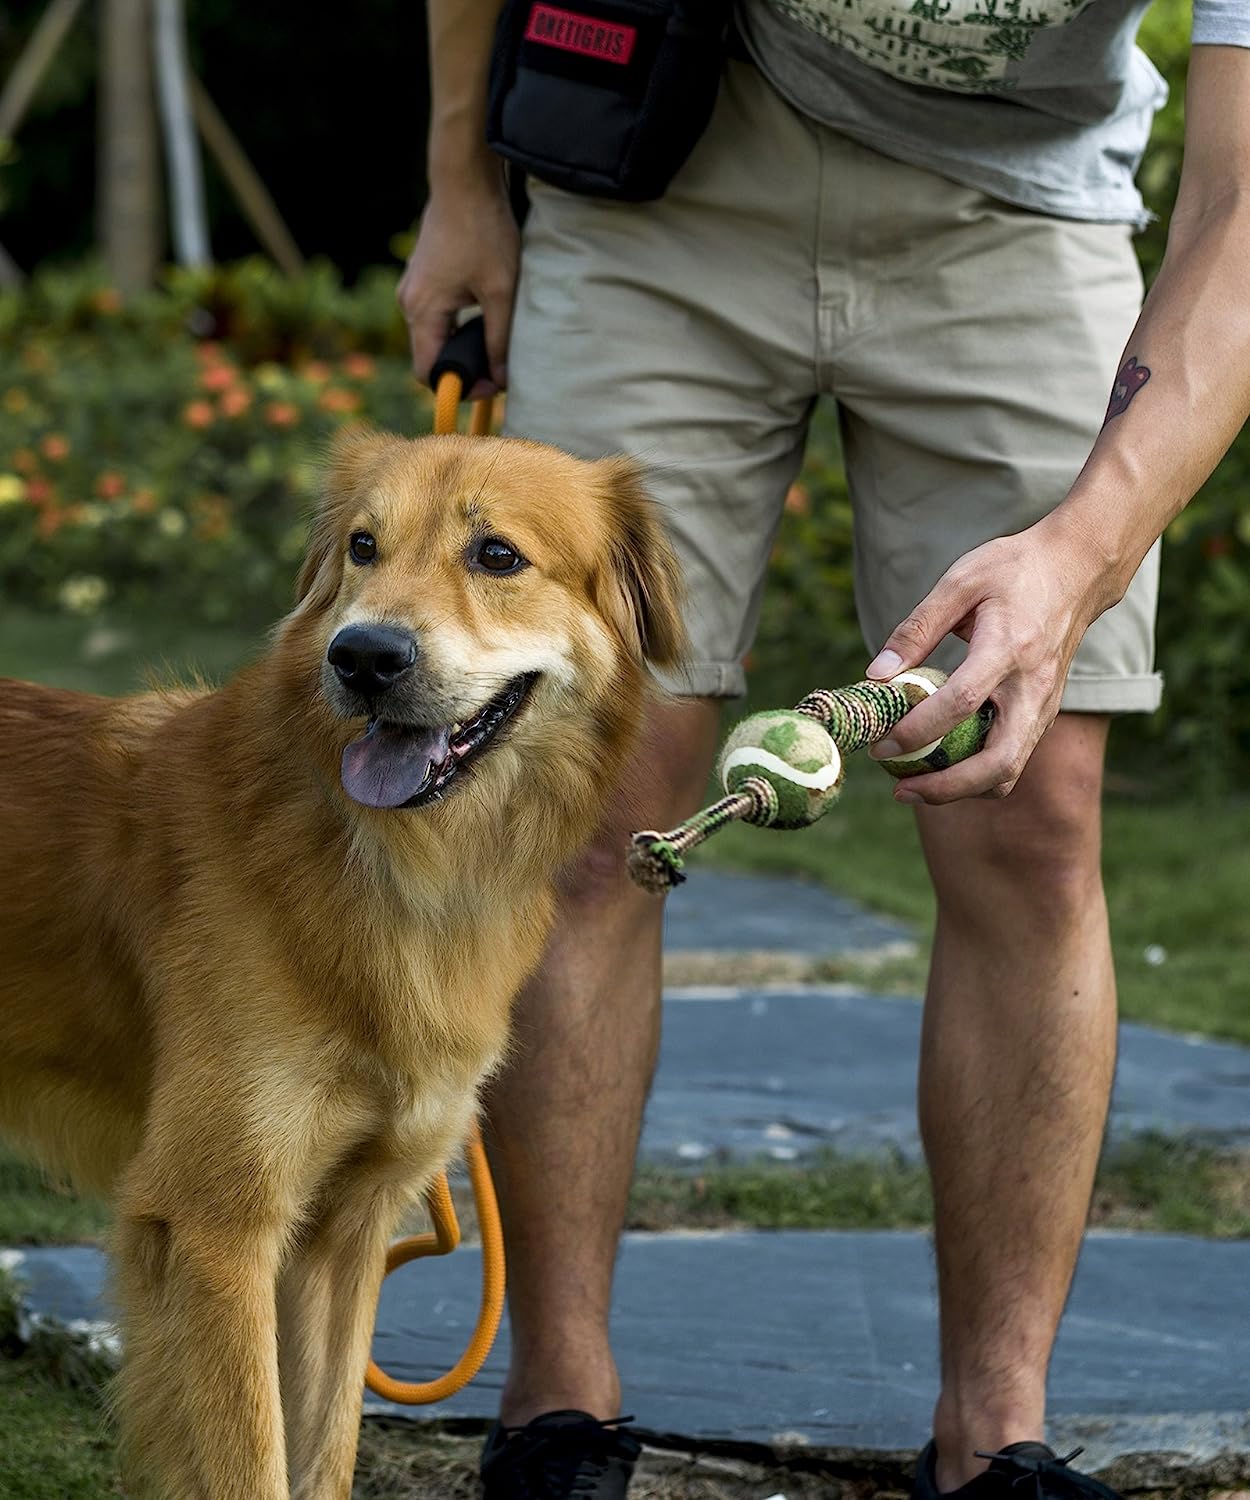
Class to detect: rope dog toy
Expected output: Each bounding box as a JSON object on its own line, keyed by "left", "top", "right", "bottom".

{"left": 363, "top": 317, "right": 507, "bottom": 1406}
{"left": 628, "top": 667, "right": 993, "bottom": 894}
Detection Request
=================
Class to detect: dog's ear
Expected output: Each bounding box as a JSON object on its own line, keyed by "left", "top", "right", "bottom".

{"left": 592, "top": 458, "right": 687, "bottom": 668}
{"left": 295, "top": 426, "right": 384, "bottom": 608}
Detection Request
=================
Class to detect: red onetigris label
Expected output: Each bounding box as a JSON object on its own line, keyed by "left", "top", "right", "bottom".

{"left": 524, "top": 3, "right": 638, "bottom": 63}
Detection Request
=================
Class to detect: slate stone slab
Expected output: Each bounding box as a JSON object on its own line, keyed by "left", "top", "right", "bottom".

{"left": 645, "top": 988, "right": 1250, "bottom": 1162}
{"left": 662, "top": 870, "right": 908, "bottom": 956}
{"left": 14, "top": 1233, "right": 1248, "bottom": 1467}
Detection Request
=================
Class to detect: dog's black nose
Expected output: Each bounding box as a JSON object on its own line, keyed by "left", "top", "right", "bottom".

{"left": 327, "top": 623, "right": 417, "bottom": 699}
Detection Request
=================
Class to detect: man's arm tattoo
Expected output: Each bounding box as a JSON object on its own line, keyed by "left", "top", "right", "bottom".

{"left": 1104, "top": 355, "right": 1151, "bottom": 423}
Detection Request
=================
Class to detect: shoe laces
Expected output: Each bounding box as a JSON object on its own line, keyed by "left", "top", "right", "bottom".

{"left": 498, "top": 1414, "right": 638, "bottom": 1498}
{"left": 974, "top": 1446, "right": 1122, "bottom": 1500}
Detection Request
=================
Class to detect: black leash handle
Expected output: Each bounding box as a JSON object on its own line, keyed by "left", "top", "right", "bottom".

{"left": 430, "top": 314, "right": 492, "bottom": 392}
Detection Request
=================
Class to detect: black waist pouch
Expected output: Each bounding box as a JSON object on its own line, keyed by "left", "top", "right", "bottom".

{"left": 486, "top": 0, "right": 734, "bottom": 201}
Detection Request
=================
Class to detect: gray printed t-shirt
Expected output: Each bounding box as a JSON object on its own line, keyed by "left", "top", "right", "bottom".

{"left": 737, "top": 0, "right": 1250, "bottom": 227}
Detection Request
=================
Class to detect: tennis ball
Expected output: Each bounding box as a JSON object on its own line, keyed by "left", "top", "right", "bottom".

{"left": 875, "top": 668, "right": 993, "bottom": 778}
{"left": 718, "top": 709, "right": 843, "bottom": 829}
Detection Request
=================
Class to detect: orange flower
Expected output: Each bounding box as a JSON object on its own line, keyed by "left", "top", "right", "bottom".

{"left": 784, "top": 483, "right": 810, "bottom": 517}
{"left": 40, "top": 433, "right": 70, "bottom": 462}
{"left": 37, "top": 507, "right": 63, "bottom": 538}
{"left": 301, "top": 360, "right": 332, "bottom": 385}
{"left": 91, "top": 288, "right": 122, "bottom": 315}
{"left": 26, "top": 477, "right": 54, "bottom": 505}
{"left": 318, "top": 387, "right": 362, "bottom": 414}
{"left": 200, "top": 363, "right": 237, "bottom": 393}
{"left": 13, "top": 448, "right": 39, "bottom": 475}
{"left": 264, "top": 401, "right": 300, "bottom": 428}
{"left": 94, "top": 471, "right": 127, "bottom": 500}
{"left": 183, "top": 400, "right": 215, "bottom": 430}
{"left": 219, "top": 387, "right": 252, "bottom": 418}
{"left": 131, "top": 488, "right": 158, "bottom": 514}
{"left": 341, "top": 352, "right": 376, "bottom": 380}
{"left": 194, "top": 341, "right": 225, "bottom": 365}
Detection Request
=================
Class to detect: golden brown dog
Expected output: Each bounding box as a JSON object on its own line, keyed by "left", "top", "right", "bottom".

{"left": 0, "top": 428, "right": 683, "bottom": 1500}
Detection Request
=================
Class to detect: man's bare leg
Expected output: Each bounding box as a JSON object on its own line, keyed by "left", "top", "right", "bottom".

{"left": 916, "top": 713, "right": 1116, "bottom": 1492}
{"left": 484, "top": 695, "right": 723, "bottom": 1426}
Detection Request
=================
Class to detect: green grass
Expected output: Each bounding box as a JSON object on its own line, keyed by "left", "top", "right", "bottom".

{"left": 0, "top": 1153, "right": 111, "bottom": 1246}
{"left": 704, "top": 752, "right": 1250, "bottom": 1046}
{"left": 628, "top": 1135, "right": 1250, "bottom": 1238}
{"left": 0, "top": 601, "right": 259, "bottom": 697}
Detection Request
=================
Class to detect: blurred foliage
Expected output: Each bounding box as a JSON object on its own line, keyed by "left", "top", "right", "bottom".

{"left": 0, "top": 0, "right": 427, "bottom": 276}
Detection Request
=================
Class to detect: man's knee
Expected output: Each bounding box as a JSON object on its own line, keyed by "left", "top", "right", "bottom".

{"left": 920, "top": 714, "right": 1107, "bottom": 924}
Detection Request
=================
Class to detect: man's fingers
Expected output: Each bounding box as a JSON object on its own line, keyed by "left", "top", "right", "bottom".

{"left": 866, "top": 571, "right": 979, "bottom": 680}
{"left": 888, "top": 708, "right": 1034, "bottom": 804}
{"left": 479, "top": 289, "right": 515, "bottom": 392}
{"left": 404, "top": 306, "right": 454, "bottom": 387}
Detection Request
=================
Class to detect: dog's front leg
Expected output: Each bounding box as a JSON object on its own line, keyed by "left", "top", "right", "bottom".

{"left": 277, "top": 1169, "right": 410, "bottom": 1500}
{"left": 113, "top": 1083, "right": 303, "bottom": 1500}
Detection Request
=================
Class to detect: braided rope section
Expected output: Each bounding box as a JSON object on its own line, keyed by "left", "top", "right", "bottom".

{"left": 795, "top": 680, "right": 911, "bottom": 754}
{"left": 627, "top": 777, "right": 778, "bottom": 895}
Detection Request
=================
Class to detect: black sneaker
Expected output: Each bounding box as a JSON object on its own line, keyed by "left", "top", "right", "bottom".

{"left": 914, "top": 1440, "right": 1124, "bottom": 1500}
{"left": 480, "top": 1409, "right": 641, "bottom": 1499}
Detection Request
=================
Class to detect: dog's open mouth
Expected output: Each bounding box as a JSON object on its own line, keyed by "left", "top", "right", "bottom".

{"left": 340, "top": 674, "right": 537, "bottom": 810}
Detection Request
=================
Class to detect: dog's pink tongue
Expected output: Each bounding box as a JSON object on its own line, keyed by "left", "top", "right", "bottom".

{"left": 341, "top": 721, "right": 451, "bottom": 809}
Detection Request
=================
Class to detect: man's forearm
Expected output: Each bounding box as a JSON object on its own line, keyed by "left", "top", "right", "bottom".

{"left": 427, "top": 0, "right": 508, "bottom": 187}
{"left": 1046, "top": 46, "right": 1250, "bottom": 613}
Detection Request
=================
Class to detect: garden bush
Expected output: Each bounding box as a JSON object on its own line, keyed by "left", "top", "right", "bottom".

{"left": 0, "top": 276, "right": 426, "bottom": 629}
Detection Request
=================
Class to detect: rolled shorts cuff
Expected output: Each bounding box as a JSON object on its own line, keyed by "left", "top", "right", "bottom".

{"left": 654, "top": 658, "right": 749, "bottom": 700}
{"left": 1060, "top": 671, "right": 1163, "bottom": 715}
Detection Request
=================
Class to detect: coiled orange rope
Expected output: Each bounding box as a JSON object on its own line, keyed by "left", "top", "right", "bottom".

{"left": 363, "top": 370, "right": 504, "bottom": 1405}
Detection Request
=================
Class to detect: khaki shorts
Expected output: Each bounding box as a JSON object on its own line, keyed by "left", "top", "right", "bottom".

{"left": 504, "top": 58, "right": 1162, "bottom": 710}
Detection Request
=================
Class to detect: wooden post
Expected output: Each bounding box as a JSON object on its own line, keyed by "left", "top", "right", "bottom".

{"left": 189, "top": 76, "right": 304, "bottom": 275}
{"left": 99, "top": 0, "right": 161, "bottom": 293}
{"left": 0, "top": 0, "right": 87, "bottom": 142}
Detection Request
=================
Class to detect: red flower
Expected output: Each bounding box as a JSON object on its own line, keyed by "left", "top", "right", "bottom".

{"left": 318, "top": 387, "right": 362, "bottom": 414}
{"left": 220, "top": 387, "right": 252, "bottom": 418}
{"left": 200, "top": 363, "right": 237, "bottom": 393}
{"left": 183, "top": 400, "right": 216, "bottom": 430}
{"left": 264, "top": 401, "right": 299, "bottom": 428}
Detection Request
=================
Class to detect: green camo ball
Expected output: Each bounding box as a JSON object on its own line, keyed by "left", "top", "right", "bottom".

{"left": 876, "top": 667, "right": 994, "bottom": 779}
{"left": 718, "top": 710, "right": 843, "bottom": 829}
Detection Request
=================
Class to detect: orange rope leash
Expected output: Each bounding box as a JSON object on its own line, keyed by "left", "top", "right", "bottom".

{"left": 362, "top": 370, "right": 504, "bottom": 1405}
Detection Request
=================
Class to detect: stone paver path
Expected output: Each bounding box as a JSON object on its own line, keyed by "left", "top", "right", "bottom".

{"left": 646, "top": 987, "right": 1250, "bottom": 1161}
{"left": 11, "top": 1232, "right": 1249, "bottom": 1469}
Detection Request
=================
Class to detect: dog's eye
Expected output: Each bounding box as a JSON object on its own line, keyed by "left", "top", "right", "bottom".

{"left": 472, "top": 537, "right": 527, "bottom": 575}
{"left": 348, "top": 531, "right": 377, "bottom": 565}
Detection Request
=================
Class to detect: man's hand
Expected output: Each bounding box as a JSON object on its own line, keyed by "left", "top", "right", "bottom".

{"left": 397, "top": 171, "right": 520, "bottom": 395}
{"left": 864, "top": 514, "right": 1118, "bottom": 804}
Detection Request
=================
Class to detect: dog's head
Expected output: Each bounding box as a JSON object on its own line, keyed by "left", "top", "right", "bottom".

{"left": 281, "top": 427, "right": 684, "bottom": 824}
